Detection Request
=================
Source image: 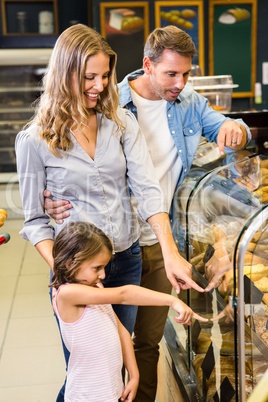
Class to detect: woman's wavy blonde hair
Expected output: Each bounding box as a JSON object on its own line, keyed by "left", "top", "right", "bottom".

{"left": 33, "top": 24, "right": 121, "bottom": 156}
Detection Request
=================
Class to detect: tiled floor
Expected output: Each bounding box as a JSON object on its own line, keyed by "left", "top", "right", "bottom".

{"left": 0, "top": 219, "right": 66, "bottom": 401}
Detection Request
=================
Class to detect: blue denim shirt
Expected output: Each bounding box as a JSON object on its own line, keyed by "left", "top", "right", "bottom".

{"left": 118, "top": 69, "right": 252, "bottom": 202}
{"left": 118, "top": 69, "right": 252, "bottom": 249}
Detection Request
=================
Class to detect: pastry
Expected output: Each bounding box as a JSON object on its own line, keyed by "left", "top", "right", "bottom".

{"left": 260, "top": 175, "right": 268, "bottom": 186}
{"left": 212, "top": 225, "right": 227, "bottom": 242}
{"left": 190, "top": 252, "right": 205, "bottom": 265}
{"left": 196, "top": 331, "right": 253, "bottom": 355}
{"left": 260, "top": 160, "right": 268, "bottom": 169}
{"left": 193, "top": 354, "right": 253, "bottom": 400}
{"left": 262, "top": 293, "right": 268, "bottom": 305}
{"left": 244, "top": 252, "right": 268, "bottom": 266}
{"left": 254, "top": 276, "right": 268, "bottom": 292}
{"left": 247, "top": 242, "right": 256, "bottom": 252}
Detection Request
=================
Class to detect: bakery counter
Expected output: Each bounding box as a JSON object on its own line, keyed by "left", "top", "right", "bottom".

{"left": 165, "top": 152, "right": 268, "bottom": 401}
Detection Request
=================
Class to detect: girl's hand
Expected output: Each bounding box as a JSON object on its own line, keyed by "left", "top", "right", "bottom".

{"left": 171, "top": 299, "right": 208, "bottom": 325}
{"left": 120, "top": 378, "right": 139, "bottom": 401}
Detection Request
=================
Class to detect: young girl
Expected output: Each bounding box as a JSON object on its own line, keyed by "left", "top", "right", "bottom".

{"left": 51, "top": 221, "right": 207, "bottom": 402}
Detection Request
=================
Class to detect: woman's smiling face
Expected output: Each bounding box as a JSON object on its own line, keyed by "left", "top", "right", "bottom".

{"left": 72, "top": 52, "right": 110, "bottom": 109}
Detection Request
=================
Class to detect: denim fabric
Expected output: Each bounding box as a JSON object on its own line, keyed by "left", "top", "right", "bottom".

{"left": 118, "top": 70, "right": 252, "bottom": 210}
{"left": 102, "top": 239, "right": 142, "bottom": 334}
{"left": 50, "top": 240, "right": 142, "bottom": 401}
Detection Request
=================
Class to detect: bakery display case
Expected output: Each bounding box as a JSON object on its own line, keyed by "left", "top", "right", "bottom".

{"left": 165, "top": 151, "right": 268, "bottom": 401}
{"left": 0, "top": 48, "right": 52, "bottom": 173}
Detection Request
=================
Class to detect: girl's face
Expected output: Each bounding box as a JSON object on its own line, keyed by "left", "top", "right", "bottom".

{"left": 72, "top": 52, "right": 110, "bottom": 109}
{"left": 74, "top": 249, "right": 111, "bottom": 287}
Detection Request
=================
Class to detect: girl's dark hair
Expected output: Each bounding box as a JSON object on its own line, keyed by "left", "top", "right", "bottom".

{"left": 50, "top": 221, "right": 113, "bottom": 289}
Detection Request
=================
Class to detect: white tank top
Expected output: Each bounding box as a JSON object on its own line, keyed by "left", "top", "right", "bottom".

{"left": 53, "top": 285, "right": 124, "bottom": 401}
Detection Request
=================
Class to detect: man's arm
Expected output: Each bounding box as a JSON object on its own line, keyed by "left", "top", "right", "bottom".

{"left": 44, "top": 190, "right": 72, "bottom": 224}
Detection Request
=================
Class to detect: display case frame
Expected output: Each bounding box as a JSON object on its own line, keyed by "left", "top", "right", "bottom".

{"left": 165, "top": 152, "right": 268, "bottom": 401}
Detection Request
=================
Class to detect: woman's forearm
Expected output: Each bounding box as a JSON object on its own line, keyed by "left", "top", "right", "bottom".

{"left": 147, "top": 212, "right": 204, "bottom": 293}
{"left": 35, "top": 239, "right": 54, "bottom": 270}
{"left": 147, "top": 212, "right": 178, "bottom": 256}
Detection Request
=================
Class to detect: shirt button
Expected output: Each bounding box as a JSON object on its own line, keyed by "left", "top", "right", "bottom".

{"left": 172, "top": 130, "right": 175, "bottom": 134}
{"left": 184, "top": 169, "right": 187, "bottom": 172}
{"left": 189, "top": 129, "right": 193, "bottom": 133}
{"left": 168, "top": 114, "right": 171, "bottom": 118}
{"left": 179, "top": 149, "right": 182, "bottom": 153}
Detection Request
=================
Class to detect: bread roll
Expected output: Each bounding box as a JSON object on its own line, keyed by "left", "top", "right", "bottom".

{"left": 260, "top": 168, "right": 268, "bottom": 177}
{"left": 254, "top": 276, "right": 268, "bottom": 292}
{"left": 194, "top": 354, "right": 253, "bottom": 400}
{"left": 190, "top": 252, "right": 205, "bottom": 265}
{"left": 212, "top": 225, "right": 227, "bottom": 242}
{"left": 262, "top": 293, "right": 268, "bottom": 305}
{"left": 260, "top": 175, "right": 268, "bottom": 186}
{"left": 260, "top": 160, "right": 268, "bottom": 169}
{"left": 247, "top": 242, "right": 256, "bottom": 252}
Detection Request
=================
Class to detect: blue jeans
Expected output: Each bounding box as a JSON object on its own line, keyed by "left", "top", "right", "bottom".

{"left": 50, "top": 240, "right": 142, "bottom": 402}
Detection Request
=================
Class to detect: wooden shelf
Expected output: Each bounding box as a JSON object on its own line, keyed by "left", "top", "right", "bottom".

{"left": 1, "top": 0, "right": 58, "bottom": 36}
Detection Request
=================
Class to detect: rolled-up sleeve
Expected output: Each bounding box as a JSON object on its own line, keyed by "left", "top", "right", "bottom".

{"left": 15, "top": 129, "right": 55, "bottom": 245}
{"left": 119, "top": 109, "right": 168, "bottom": 221}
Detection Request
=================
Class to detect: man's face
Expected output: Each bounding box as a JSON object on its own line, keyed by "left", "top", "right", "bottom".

{"left": 144, "top": 49, "right": 192, "bottom": 102}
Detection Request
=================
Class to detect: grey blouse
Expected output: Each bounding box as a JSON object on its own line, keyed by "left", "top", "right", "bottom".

{"left": 15, "top": 108, "right": 167, "bottom": 253}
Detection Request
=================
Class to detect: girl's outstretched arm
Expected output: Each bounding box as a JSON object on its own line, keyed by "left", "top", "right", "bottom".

{"left": 115, "top": 315, "right": 139, "bottom": 402}
{"left": 59, "top": 284, "right": 208, "bottom": 325}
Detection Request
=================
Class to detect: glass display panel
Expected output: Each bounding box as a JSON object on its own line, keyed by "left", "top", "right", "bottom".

{"left": 170, "top": 151, "right": 268, "bottom": 400}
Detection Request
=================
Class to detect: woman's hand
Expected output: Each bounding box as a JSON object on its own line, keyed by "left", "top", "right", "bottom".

{"left": 164, "top": 250, "right": 205, "bottom": 294}
{"left": 147, "top": 213, "right": 206, "bottom": 294}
